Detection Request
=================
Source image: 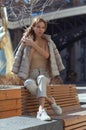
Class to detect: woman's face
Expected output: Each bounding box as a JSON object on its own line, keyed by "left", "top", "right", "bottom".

{"left": 33, "top": 21, "right": 46, "bottom": 37}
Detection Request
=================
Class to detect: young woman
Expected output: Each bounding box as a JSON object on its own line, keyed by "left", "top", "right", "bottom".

{"left": 12, "top": 16, "right": 65, "bottom": 121}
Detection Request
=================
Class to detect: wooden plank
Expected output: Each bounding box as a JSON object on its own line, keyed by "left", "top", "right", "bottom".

{"left": 65, "top": 122, "right": 86, "bottom": 130}
{"left": 64, "top": 115, "right": 86, "bottom": 126}
{"left": 0, "top": 109, "right": 21, "bottom": 118}
{"left": 0, "top": 89, "right": 21, "bottom": 100}
{"left": 50, "top": 111, "right": 86, "bottom": 130}
{"left": 73, "top": 126, "right": 86, "bottom": 130}
{"left": 21, "top": 96, "right": 79, "bottom": 107}
{"left": 0, "top": 88, "right": 22, "bottom": 118}
{"left": 0, "top": 99, "right": 21, "bottom": 111}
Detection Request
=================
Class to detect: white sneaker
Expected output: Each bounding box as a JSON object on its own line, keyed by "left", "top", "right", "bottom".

{"left": 37, "top": 109, "right": 51, "bottom": 121}
{"left": 51, "top": 103, "right": 62, "bottom": 115}
{"left": 51, "top": 97, "right": 62, "bottom": 115}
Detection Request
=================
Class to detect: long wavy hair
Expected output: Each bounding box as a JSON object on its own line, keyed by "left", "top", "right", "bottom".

{"left": 23, "top": 17, "right": 47, "bottom": 41}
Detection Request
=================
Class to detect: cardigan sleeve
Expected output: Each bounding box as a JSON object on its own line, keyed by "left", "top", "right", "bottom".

{"left": 51, "top": 40, "right": 65, "bottom": 72}
{"left": 12, "top": 43, "right": 24, "bottom": 74}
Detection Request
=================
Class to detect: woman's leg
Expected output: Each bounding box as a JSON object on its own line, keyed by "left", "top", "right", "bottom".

{"left": 24, "top": 77, "right": 51, "bottom": 120}
{"left": 37, "top": 75, "right": 50, "bottom": 107}
{"left": 37, "top": 75, "right": 62, "bottom": 115}
{"left": 24, "top": 79, "right": 37, "bottom": 95}
{"left": 36, "top": 75, "right": 51, "bottom": 120}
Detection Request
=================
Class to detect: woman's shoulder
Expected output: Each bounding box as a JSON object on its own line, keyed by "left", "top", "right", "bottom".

{"left": 43, "top": 34, "right": 51, "bottom": 40}
{"left": 44, "top": 34, "right": 55, "bottom": 43}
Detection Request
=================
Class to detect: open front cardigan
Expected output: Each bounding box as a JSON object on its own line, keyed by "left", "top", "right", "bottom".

{"left": 12, "top": 35, "right": 65, "bottom": 80}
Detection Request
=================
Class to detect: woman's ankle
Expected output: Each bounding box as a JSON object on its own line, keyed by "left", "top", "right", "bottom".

{"left": 39, "top": 105, "right": 44, "bottom": 111}
{"left": 46, "top": 96, "right": 55, "bottom": 105}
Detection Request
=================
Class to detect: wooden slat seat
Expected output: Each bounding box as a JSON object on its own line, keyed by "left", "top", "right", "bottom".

{"left": 0, "top": 88, "right": 21, "bottom": 118}
{"left": 21, "top": 84, "right": 86, "bottom": 130}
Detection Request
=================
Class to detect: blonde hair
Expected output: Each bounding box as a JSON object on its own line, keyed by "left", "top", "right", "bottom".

{"left": 24, "top": 17, "right": 47, "bottom": 41}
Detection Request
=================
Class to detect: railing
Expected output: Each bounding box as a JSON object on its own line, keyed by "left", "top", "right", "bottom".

{"left": 1, "top": 0, "right": 86, "bottom": 22}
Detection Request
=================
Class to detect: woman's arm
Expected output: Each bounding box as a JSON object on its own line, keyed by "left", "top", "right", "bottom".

{"left": 22, "top": 38, "right": 49, "bottom": 59}
{"left": 32, "top": 42, "right": 49, "bottom": 59}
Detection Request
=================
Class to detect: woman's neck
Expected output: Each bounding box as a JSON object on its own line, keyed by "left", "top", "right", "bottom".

{"left": 36, "top": 36, "right": 42, "bottom": 40}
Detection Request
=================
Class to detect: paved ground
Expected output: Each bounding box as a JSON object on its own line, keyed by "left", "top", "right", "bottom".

{"left": 77, "top": 86, "right": 86, "bottom": 104}
{"left": 0, "top": 116, "right": 63, "bottom": 130}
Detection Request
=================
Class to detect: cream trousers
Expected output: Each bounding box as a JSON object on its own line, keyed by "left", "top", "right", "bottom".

{"left": 24, "top": 68, "right": 50, "bottom": 98}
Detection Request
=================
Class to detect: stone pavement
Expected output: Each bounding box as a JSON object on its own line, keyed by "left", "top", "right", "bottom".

{"left": 77, "top": 86, "right": 86, "bottom": 104}
{"left": 0, "top": 116, "right": 63, "bottom": 130}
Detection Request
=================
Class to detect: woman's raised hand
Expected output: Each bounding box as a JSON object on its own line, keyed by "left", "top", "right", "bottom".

{"left": 21, "top": 37, "right": 34, "bottom": 47}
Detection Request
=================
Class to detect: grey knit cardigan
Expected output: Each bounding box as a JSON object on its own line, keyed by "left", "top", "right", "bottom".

{"left": 12, "top": 35, "right": 65, "bottom": 80}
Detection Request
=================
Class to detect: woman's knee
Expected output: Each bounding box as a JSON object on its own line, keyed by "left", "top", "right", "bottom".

{"left": 37, "top": 75, "right": 50, "bottom": 84}
{"left": 24, "top": 79, "right": 37, "bottom": 95}
{"left": 37, "top": 75, "right": 48, "bottom": 97}
{"left": 24, "top": 79, "right": 36, "bottom": 87}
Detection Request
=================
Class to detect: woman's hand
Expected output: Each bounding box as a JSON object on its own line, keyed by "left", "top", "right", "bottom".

{"left": 21, "top": 37, "right": 34, "bottom": 47}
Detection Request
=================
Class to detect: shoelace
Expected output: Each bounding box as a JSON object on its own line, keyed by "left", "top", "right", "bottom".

{"left": 39, "top": 109, "right": 47, "bottom": 116}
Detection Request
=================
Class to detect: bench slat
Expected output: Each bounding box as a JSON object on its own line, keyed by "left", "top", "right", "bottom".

{"left": 0, "top": 99, "right": 21, "bottom": 111}
{"left": 0, "top": 109, "right": 21, "bottom": 118}
{"left": 65, "top": 122, "right": 86, "bottom": 130}
{"left": 64, "top": 115, "right": 86, "bottom": 125}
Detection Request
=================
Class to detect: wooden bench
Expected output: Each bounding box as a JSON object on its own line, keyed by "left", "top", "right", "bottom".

{"left": 0, "top": 86, "right": 21, "bottom": 118}
{"left": 21, "top": 84, "right": 86, "bottom": 130}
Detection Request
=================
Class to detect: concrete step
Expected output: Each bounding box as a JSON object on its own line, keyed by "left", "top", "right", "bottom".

{"left": 0, "top": 116, "right": 63, "bottom": 130}
{"left": 77, "top": 87, "right": 86, "bottom": 104}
